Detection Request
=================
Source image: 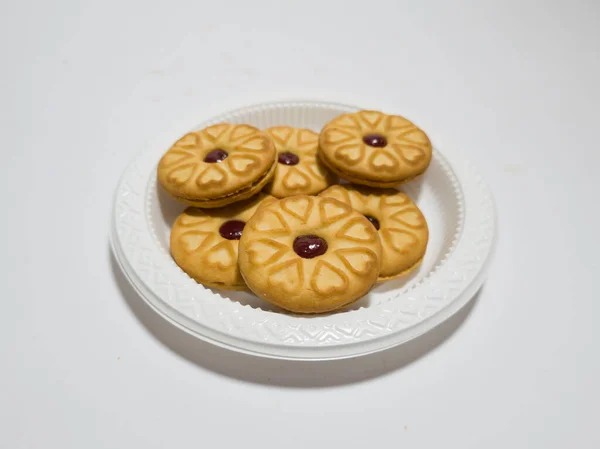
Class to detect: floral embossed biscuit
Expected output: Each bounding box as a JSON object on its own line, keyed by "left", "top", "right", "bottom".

{"left": 238, "top": 195, "right": 383, "bottom": 314}
{"left": 263, "top": 126, "right": 337, "bottom": 198}
{"left": 170, "top": 194, "right": 276, "bottom": 290}
{"left": 158, "top": 124, "right": 277, "bottom": 208}
{"left": 320, "top": 184, "right": 428, "bottom": 280}
{"left": 318, "top": 110, "right": 432, "bottom": 187}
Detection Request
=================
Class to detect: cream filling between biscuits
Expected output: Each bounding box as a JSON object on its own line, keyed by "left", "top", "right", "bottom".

{"left": 175, "top": 165, "right": 275, "bottom": 203}
{"left": 319, "top": 152, "right": 426, "bottom": 187}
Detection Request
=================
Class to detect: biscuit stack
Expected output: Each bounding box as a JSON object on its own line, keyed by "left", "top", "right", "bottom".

{"left": 158, "top": 110, "right": 431, "bottom": 314}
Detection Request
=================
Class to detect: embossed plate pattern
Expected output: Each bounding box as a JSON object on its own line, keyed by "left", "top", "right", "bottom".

{"left": 110, "top": 101, "right": 496, "bottom": 360}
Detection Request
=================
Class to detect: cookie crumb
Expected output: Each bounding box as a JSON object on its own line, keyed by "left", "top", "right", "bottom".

{"left": 404, "top": 425, "right": 407, "bottom": 431}
{"left": 117, "top": 357, "right": 120, "bottom": 360}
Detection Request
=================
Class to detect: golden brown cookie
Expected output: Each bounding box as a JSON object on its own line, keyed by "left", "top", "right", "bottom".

{"left": 320, "top": 184, "right": 428, "bottom": 280}
{"left": 170, "top": 194, "right": 276, "bottom": 290}
{"left": 262, "top": 126, "right": 337, "bottom": 198}
{"left": 238, "top": 195, "right": 383, "bottom": 314}
{"left": 318, "top": 110, "right": 432, "bottom": 187}
{"left": 158, "top": 124, "right": 276, "bottom": 208}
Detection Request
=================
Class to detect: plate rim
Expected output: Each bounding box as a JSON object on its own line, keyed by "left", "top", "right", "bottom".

{"left": 110, "top": 99, "right": 497, "bottom": 361}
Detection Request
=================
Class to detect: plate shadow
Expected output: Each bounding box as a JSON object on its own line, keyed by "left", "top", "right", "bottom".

{"left": 110, "top": 246, "right": 480, "bottom": 388}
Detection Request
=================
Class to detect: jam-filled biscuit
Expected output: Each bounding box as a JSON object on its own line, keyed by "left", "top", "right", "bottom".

{"left": 238, "top": 195, "right": 383, "bottom": 313}
{"left": 262, "top": 126, "right": 337, "bottom": 198}
{"left": 170, "top": 194, "right": 275, "bottom": 290}
{"left": 318, "top": 110, "right": 432, "bottom": 187}
{"left": 158, "top": 124, "right": 276, "bottom": 208}
{"left": 320, "top": 185, "right": 428, "bottom": 280}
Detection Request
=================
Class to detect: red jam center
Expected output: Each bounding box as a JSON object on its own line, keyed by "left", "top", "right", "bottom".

{"left": 219, "top": 220, "right": 245, "bottom": 240}
{"left": 364, "top": 215, "right": 380, "bottom": 230}
{"left": 277, "top": 152, "right": 300, "bottom": 166}
{"left": 204, "top": 149, "right": 228, "bottom": 163}
{"left": 293, "top": 235, "right": 328, "bottom": 259}
{"left": 362, "top": 134, "right": 387, "bottom": 147}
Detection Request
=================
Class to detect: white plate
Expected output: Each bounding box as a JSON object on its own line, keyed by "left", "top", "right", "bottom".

{"left": 110, "top": 100, "right": 496, "bottom": 360}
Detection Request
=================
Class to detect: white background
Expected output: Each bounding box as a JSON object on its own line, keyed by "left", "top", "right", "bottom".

{"left": 1, "top": 1, "right": 599, "bottom": 447}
